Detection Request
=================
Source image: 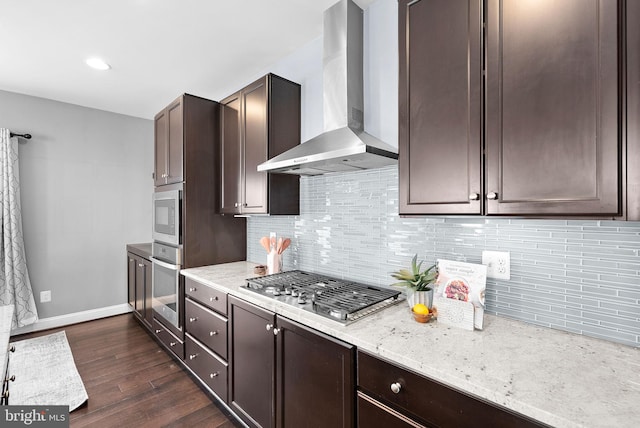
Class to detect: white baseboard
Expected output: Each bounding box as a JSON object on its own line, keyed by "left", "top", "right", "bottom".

{"left": 10, "top": 304, "right": 132, "bottom": 336}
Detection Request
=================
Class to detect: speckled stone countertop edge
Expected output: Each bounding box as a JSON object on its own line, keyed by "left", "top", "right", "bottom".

{"left": 181, "top": 262, "right": 640, "bottom": 428}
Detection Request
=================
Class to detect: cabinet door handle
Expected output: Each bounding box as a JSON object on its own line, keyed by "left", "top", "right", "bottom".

{"left": 209, "top": 331, "right": 219, "bottom": 336}
{"left": 272, "top": 328, "right": 280, "bottom": 336}
{"left": 266, "top": 323, "right": 273, "bottom": 331}
{"left": 487, "top": 192, "right": 498, "bottom": 200}
{"left": 189, "top": 353, "right": 198, "bottom": 360}
{"left": 138, "top": 263, "right": 144, "bottom": 267}
{"left": 189, "top": 287, "right": 197, "bottom": 292}
{"left": 209, "top": 296, "right": 218, "bottom": 302}
{"left": 209, "top": 372, "right": 219, "bottom": 379}
{"left": 390, "top": 382, "right": 402, "bottom": 394}
{"left": 169, "top": 342, "right": 176, "bottom": 347}
{"left": 189, "top": 317, "right": 198, "bottom": 323}
{"left": 234, "top": 202, "right": 239, "bottom": 208}
{"left": 469, "top": 193, "right": 479, "bottom": 201}
{"left": 9, "top": 345, "right": 15, "bottom": 353}
{"left": 155, "top": 329, "right": 162, "bottom": 334}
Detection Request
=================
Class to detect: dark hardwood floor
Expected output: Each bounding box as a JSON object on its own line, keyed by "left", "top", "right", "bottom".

{"left": 12, "top": 314, "right": 241, "bottom": 428}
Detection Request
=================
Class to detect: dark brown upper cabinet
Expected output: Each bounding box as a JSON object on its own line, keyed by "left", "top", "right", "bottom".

{"left": 154, "top": 97, "right": 184, "bottom": 186}
{"left": 221, "top": 74, "right": 301, "bottom": 215}
{"left": 153, "top": 93, "right": 247, "bottom": 267}
{"left": 399, "top": 0, "right": 483, "bottom": 215}
{"left": 399, "top": 0, "right": 625, "bottom": 217}
{"left": 628, "top": 0, "right": 640, "bottom": 221}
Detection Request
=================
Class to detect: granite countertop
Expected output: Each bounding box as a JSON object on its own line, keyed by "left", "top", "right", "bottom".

{"left": 181, "top": 262, "right": 640, "bottom": 428}
{"left": 126, "top": 242, "right": 152, "bottom": 260}
{"left": 0, "top": 305, "right": 14, "bottom": 381}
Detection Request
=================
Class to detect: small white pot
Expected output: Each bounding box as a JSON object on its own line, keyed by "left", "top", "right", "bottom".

{"left": 407, "top": 289, "right": 433, "bottom": 309}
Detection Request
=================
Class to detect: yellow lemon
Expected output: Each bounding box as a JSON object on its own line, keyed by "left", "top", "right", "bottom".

{"left": 412, "top": 303, "right": 429, "bottom": 315}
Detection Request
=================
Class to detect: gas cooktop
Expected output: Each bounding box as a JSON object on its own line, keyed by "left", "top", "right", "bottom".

{"left": 243, "top": 270, "right": 402, "bottom": 324}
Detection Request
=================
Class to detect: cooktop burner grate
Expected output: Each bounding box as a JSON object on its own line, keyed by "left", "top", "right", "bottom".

{"left": 245, "top": 270, "right": 402, "bottom": 323}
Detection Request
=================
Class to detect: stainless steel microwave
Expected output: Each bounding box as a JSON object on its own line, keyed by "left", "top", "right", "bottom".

{"left": 152, "top": 189, "right": 181, "bottom": 246}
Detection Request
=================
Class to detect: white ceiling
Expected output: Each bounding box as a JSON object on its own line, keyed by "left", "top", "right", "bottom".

{"left": 0, "top": 0, "right": 375, "bottom": 120}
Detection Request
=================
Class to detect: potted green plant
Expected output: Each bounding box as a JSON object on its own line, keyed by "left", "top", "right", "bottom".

{"left": 391, "top": 255, "right": 437, "bottom": 308}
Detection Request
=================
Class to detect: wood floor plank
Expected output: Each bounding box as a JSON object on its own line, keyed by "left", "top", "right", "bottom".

{"left": 11, "top": 314, "right": 242, "bottom": 428}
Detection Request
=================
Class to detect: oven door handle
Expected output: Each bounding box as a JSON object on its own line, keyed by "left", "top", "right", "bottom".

{"left": 150, "top": 257, "right": 180, "bottom": 271}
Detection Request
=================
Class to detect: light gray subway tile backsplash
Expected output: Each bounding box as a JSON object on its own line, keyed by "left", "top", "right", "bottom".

{"left": 247, "top": 166, "right": 640, "bottom": 347}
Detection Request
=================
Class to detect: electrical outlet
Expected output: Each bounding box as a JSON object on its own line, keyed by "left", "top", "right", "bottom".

{"left": 482, "top": 251, "right": 511, "bottom": 280}
{"left": 40, "top": 290, "right": 51, "bottom": 303}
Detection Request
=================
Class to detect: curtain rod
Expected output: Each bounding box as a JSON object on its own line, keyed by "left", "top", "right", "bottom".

{"left": 10, "top": 132, "right": 32, "bottom": 139}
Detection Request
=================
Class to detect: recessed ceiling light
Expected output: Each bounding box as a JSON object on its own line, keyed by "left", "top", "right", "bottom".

{"left": 85, "top": 57, "right": 111, "bottom": 71}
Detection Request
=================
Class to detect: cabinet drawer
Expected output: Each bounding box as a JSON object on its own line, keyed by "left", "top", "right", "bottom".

{"left": 357, "top": 351, "right": 545, "bottom": 428}
{"left": 358, "top": 391, "right": 424, "bottom": 428}
{"left": 153, "top": 318, "right": 184, "bottom": 360}
{"left": 185, "top": 298, "right": 228, "bottom": 359}
{"left": 185, "top": 277, "right": 227, "bottom": 315}
{"left": 186, "top": 334, "right": 228, "bottom": 402}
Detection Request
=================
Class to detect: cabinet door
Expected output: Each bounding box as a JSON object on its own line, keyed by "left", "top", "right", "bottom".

{"left": 166, "top": 98, "right": 184, "bottom": 185}
{"left": 242, "top": 77, "right": 269, "bottom": 214}
{"left": 127, "top": 253, "right": 136, "bottom": 309}
{"left": 154, "top": 110, "right": 168, "bottom": 186}
{"left": 399, "top": 0, "right": 482, "bottom": 215}
{"left": 276, "top": 317, "right": 355, "bottom": 428}
{"left": 221, "top": 92, "right": 242, "bottom": 214}
{"left": 628, "top": 0, "right": 640, "bottom": 220}
{"left": 485, "top": 0, "right": 620, "bottom": 215}
{"left": 142, "top": 258, "right": 153, "bottom": 327}
{"left": 229, "top": 296, "right": 276, "bottom": 428}
{"left": 134, "top": 256, "right": 145, "bottom": 316}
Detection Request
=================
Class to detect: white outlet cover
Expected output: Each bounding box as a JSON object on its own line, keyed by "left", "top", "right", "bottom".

{"left": 482, "top": 250, "right": 511, "bottom": 280}
{"left": 40, "top": 290, "right": 51, "bottom": 303}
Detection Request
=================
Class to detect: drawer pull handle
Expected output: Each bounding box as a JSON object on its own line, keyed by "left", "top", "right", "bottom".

{"left": 189, "top": 317, "right": 198, "bottom": 323}
{"left": 189, "top": 287, "right": 196, "bottom": 292}
{"left": 266, "top": 324, "right": 273, "bottom": 331}
{"left": 189, "top": 353, "right": 198, "bottom": 360}
{"left": 169, "top": 342, "right": 176, "bottom": 347}
{"left": 155, "top": 329, "right": 162, "bottom": 334}
{"left": 272, "top": 328, "right": 280, "bottom": 336}
{"left": 390, "top": 382, "right": 402, "bottom": 394}
{"left": 209, "top": 296, "right": 219, "bottom": 302}
{"left": 209, "top": 331, "right": 219, "bottom": 336}
{"left": 209, "top": 372, "right": 219, "bottom": 379}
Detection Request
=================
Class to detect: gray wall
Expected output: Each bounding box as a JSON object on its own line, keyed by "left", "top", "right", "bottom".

{"left": 0, "top": 89, "right": 153, "bottom": 320}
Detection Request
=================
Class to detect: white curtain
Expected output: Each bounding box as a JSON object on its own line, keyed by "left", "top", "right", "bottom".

{"left": 0, "top": 128, "right": 37, "bottom": 328}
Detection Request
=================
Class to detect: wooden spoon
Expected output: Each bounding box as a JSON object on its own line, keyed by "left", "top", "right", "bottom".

{"left": 279, "top": 238, "right": 291, "bottom": 254}
{"left": 260, "top": 236, "right": 270, "bottom": 253}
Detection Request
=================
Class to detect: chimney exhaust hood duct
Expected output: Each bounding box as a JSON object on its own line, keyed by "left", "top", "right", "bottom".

{"left": 257, "top": 0, "right": 398, "bottom": 176}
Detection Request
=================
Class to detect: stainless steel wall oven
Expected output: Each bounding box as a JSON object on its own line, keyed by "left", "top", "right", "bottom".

{"left": 151, "top": 186, "right": 184, "bottom": 337}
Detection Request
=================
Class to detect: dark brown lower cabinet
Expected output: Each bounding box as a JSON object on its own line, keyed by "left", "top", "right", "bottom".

{"left": 228, "top": 296, "right": 355, "bottom": 428}
{"left": 127, "top": 251, "right": 152, "bottom": 327}
{"left": 357, "top": 351, "right": 547, "bottom": 428}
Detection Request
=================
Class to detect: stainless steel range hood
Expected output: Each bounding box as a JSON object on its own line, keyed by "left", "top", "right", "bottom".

{"left": 257, "top": 0, "right": 398, "bottom": 176}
